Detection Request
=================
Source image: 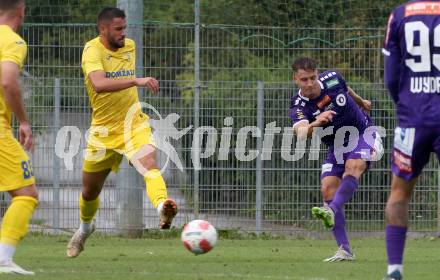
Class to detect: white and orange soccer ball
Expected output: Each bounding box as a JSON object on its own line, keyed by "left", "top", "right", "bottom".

{"left": 181, "top": 219, "right": 218, "bottom": 255}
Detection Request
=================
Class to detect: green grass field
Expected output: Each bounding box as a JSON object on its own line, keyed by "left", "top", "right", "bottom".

{"left": 2, "top": 234, "right": 440, "bottom": 280}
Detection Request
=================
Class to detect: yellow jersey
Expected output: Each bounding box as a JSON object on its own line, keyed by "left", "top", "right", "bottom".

{"left": 0, "top": 25, "right": 27, "bottom": 133}
{"left": 81, "top": 37, "right": 145, "bottom": 135}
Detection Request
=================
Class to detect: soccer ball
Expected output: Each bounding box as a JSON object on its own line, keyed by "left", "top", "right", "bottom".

{"left": 181, "top": 219, "right": 218, "bottom": 255}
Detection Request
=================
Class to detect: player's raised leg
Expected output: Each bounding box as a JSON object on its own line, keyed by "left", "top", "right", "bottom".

{"left": 312, "top": 176, "right": 339, "bottom": 229}
{"left": 328, "top": 159, "right": 366, "bottom": 217}
{"left": 311, "top": 157, "right": 343, "bottom": 230}
{"left": 129, "top": 144, "right": 177, "bottom": 229}
{"left": 145, "top": 169, "right": 177, "bottom": 229}
{"left": 67, "top": 169, "right": 110, "bottom": 258}
{"left": 318, "top": 159, "right": 365, "bottom": 231}
{"left": 312, "top": 158, "right": 366, "bottom": 261}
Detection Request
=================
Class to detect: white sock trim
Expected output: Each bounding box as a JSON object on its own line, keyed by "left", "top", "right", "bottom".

{"left": 387, "top": 264, "right": 403, "bottom": 275}
{"left": 0, "top": 243, "right": 16, "bottom": 263}
{"left": 80, "top": 222, "right": 92, "bottom": 234}
{"left": 157, "top": 202, "right": 164, "bottom": 215}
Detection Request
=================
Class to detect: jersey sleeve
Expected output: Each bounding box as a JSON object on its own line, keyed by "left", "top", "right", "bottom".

{"left": 320, "top": 71, "right": 348, "bottom": 94}
{"left": 383, "top": 11, "right": 400, "bottom": 56}
{"left": 290, "top": 97, "right": 311, "bottom": 129}
{"left": 0, "top": 38, "right": 27, "bottom": 68}
{"left": 333, "top": 72, "right": 348, "bottom": 93}
{"left": 383, "top": 10, "right": 401, "bottom": 103}
{"left": 82, "top": 44, "right": 104, "bottom": 76}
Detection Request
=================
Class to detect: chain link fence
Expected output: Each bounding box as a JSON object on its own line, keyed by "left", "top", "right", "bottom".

{"left": 1, "top": 19, "right": 438, "bottom": 235}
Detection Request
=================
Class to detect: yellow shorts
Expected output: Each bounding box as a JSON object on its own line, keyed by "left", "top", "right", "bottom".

{"left": 0, "top": 132, "right": 36, "bottom": 191}
{"left": 83, "top": 124, "right": 155, "bottom": 173}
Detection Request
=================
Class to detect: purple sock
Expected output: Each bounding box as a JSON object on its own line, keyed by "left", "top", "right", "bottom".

{"left": 329, "top": 175, "right": 358, "bottom": 214}
{"left": 326, "top": 199, "right": 351, "bottom": 254}
{"left": 386, "top": 225, "right": 407, "bottom": 265}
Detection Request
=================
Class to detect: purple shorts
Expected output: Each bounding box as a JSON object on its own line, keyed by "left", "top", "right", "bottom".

{"left": 392, "top": 126, "right": 440, "bottom": 181}
{"left": 321, "top": 131, "right": 383, "bottom": 179}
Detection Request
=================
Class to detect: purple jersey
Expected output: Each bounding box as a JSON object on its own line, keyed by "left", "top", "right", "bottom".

{"left": 289, "top": 70, "right": 372, "bottom": 146}
{"left": 383, "top": 0, "right": 440, "bottom": 127}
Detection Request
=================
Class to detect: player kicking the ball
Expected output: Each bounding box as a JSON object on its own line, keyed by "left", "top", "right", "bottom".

{"left": 290, "top": 57, "right": 382, "bottom": 262}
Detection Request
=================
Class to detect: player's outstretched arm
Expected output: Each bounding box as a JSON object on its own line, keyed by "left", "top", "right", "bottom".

{"left": 88, "top": 70, "right": 159, "bottom": 94}
{"left": 347, "top": 86, "right": 371, "bottom": 112}
{"left": 1, "top": 61, "right": 33, "bottom": 151}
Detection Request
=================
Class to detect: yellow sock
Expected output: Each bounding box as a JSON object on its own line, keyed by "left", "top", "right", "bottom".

{"left": 0, "top": 196, "right": 38, "bottom": 246}
{"left": 79, "top": 195, "right": 99, "bottom": 223}
{"left": 144, "top": 169, "right": 168, "bottom": 208}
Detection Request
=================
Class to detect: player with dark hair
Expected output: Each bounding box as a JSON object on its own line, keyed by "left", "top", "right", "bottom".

{"left": 66, "top": 6, "right": 177, "bottom": 258}
{"left": 382, "top": 1, "right": 440, "bottom": 279}
{"left": 290, "top": 57, "right": 382, "bottom": 262}
{"left": 0, "top": 0, "right": 38, "bottom": 275}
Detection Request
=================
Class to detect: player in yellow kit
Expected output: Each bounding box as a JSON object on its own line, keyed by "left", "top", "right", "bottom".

{"left": 0, "top": 0, "right": 38, "bottom": 275}
{"left": 66, "top": 7, "right": 177, "bottom": 258}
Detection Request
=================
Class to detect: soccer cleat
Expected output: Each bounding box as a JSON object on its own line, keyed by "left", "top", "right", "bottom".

{"left": 0, "top": 261, "right": 35, "bottom": 275}
{"left": 66, "top": 223, "right": 96, "bottom": 258}
{"left": 383, "top": 270, "right": 403, "bottom": 280}
{"left": 159, "top": 199, "right": 178, "bottom": 229}
{"left": 311, "top": 205, "right": 335, "bottom": 228}
{"left": 323, "top": 245, "right": 355, "bottom": 262}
